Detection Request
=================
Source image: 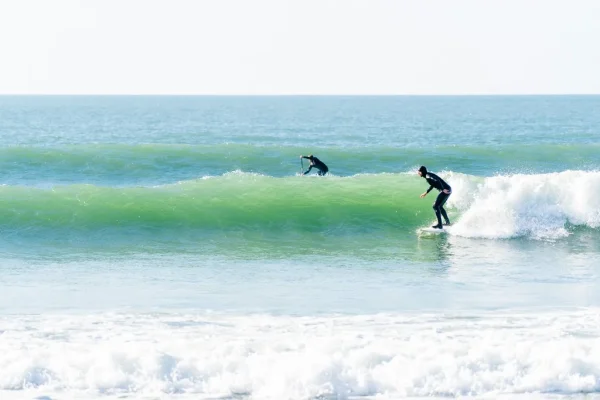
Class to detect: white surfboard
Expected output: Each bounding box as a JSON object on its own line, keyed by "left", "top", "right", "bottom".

{"left": 417, "top": 226, "right": 448, "bottom": 235}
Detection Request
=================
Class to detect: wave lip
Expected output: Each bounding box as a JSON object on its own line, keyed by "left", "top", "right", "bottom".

{"left": 1, "top": 310, "right": 600, "bottom": 398}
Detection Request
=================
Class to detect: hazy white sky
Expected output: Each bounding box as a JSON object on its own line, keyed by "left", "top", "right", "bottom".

{"left": 0, "top": 0, "right": 599, "bottom": 94}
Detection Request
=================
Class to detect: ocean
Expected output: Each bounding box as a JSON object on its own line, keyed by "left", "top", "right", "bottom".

{"left": 0, "top": 95, "right": 599, "bottom": 399}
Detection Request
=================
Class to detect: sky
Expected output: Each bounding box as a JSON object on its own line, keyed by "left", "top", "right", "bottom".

{"left": 0, "top": 0, "right": 599, "bottom": 95}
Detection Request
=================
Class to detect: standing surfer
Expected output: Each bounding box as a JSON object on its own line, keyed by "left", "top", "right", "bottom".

{"left": 418, "top": 166, "right": 452, "bottom": 229}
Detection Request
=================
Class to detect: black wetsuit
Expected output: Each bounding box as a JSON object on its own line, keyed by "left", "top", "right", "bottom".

{"left": 424, "top": 172, "right": 452, "bottom": 227}
{"left": 303, "top": 156, "right": 328, "bottom": 176}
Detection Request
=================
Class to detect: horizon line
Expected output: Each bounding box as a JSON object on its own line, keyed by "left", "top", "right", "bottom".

{"left": 1, "top": 93, "right": 599, "bottom": 97}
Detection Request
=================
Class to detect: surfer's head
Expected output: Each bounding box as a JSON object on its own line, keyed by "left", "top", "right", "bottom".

{"left": 308, "top": 154, "right": 314, "bottom": 160}
{"left": 418, "top": 166, "right": 427, "bottom": 177}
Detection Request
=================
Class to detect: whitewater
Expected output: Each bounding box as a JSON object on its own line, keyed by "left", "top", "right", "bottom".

{"left": 2, "top": 311, "right": 600, "bottom": 399}
{"left": 0, "top": 95, "right": 599, "bottom": 400}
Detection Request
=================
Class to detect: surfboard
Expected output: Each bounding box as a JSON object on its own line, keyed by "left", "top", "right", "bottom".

{"left": 417, "top": 226, "right": 448, "bottom": 235}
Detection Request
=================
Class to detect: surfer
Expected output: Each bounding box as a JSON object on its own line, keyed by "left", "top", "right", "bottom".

{"left": 300, "top": 155, "right": 329, "bottom": 176}
{"left": 418, "top": 166, "right": 451, "bottom": 229}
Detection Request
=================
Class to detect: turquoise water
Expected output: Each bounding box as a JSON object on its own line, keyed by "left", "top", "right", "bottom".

{"left": 1, "top": 96, "right": 600, "bottom": 399}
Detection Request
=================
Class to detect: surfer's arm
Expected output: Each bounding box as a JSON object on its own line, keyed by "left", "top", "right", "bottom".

{"left": 303, "top": 165, "right": 312, "bottom": 175}
{"left": 420, "top": 185, "right": 433, "bottom": 198}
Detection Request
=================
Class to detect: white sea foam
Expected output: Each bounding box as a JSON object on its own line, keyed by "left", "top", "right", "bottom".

{"left": 1, "top": 310, "right": 600, "bottom": 399}
{"left": 444, "top": 170, "right": 600, "bottom": 239}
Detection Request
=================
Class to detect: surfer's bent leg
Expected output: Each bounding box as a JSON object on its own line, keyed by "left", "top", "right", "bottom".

{"left": 433, "top": 192, "right": 450, "bottom": 228}
{"left": 439, "top": 193, "right": 451, "bottom": 225}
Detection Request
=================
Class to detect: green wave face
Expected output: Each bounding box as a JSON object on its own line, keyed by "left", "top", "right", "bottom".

{"left": 2, "top": 170, "right": 599, "bottom": 257}
{"left": 0, "top": 173, "right": 426, "bottom": 232}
